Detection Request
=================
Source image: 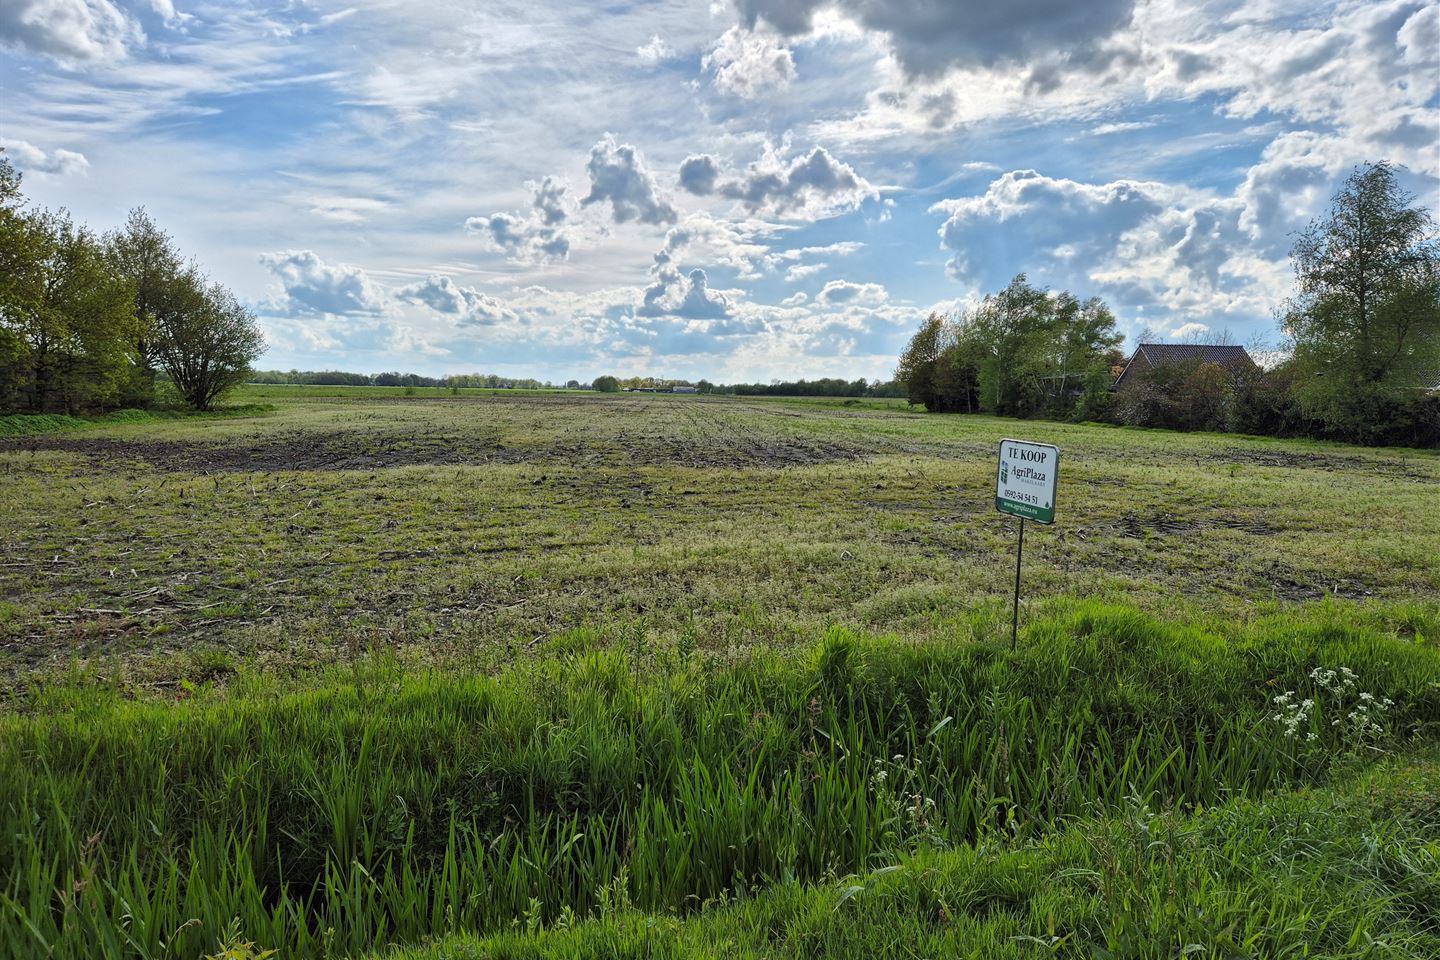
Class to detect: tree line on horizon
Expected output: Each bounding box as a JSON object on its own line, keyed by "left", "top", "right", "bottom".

{"left": 245, "top": 370, "right": 908, "bottom": 398}
{"left": 896, "top": 163, "right": 1439, "bottom": 448}
{"left": 0, "top": 156, "right": 266, "bottom": 415}
{"left": 249, "top": 369, "right": 555, "bottom": 390}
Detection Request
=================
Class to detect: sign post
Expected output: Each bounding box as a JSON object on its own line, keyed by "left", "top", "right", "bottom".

{"left": 995, "top": 439, "right": 1059, "bottom": 649}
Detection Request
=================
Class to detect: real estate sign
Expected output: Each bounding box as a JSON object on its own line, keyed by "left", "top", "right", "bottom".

{"left": 995, "top": 439, "right": 1059, "bottom": 524}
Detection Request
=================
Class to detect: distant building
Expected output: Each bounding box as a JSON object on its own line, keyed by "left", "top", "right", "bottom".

{"left": 1112, "top": 343, "right": 1257, "bottom": 392}
{"left": 671, "top": 385, "right": 698, "bottom": 394}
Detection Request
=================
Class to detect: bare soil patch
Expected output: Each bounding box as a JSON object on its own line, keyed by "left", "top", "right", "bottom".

{"left": 1197, "top": 447, "right": 1437, "bottom": 481}
{"left": 1, "top": 429, "right": 868, "bottom": 472}
{"left": 1104, "top": 511, "right": 1283, "bottom": 538}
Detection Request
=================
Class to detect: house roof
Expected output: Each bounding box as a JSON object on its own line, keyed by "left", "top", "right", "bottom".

{"left": 1134, "top": 343, "right": 1256, "bottom": 368}
{"left": 1112, "top": 342, "right": 1257, "bottom": 390}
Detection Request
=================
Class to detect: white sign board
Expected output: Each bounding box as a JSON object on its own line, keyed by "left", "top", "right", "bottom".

{"left": 995, "top": 439, "right": 1059, "bottom": 524}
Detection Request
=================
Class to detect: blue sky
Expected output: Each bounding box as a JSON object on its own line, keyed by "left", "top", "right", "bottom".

{"left": 3, "top": 0, "right": 1437, "bottom": 382}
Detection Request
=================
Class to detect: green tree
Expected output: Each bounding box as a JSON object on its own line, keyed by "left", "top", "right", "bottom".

{"left": 964, "top": 276, "right": 1121, "bottom": 419}
{"left": 106, "top": 208, "right": 189, "bottom": 406}
{"left": 895, "top": 312, "right": 945, "bottom": 409}
{"left": 0, "top": 208, "right": 137, "bottom": 413}
{"left": 593, "top": 375, "right": 621, "bottom": 393}
{"left": 897, "top": 279, "right": 1121, "bottom": 418}
{"left": 968, "top": 275, "right": 1052, "bottom": 416}
{"left": 152, "top": 275, "right": 266, "bottom": 410}
{"left": 0, "top": 154, "right": 30, "bottom": 410}
{"left": 932, "top": 314, "right": 983, "bottom": 413}
{"left": 1048, "top": 295, "right": 1124, "bottom": 419}
{"left": 1282, "top": 162, "right": 1440, "bottom": 442}
{"left": 0, "top": 153, "right": 18, "bottom": 209}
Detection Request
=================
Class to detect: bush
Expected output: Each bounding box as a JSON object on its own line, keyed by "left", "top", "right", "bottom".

{"left": 1113, "top": 361, "right": 1252, "bottom": 433}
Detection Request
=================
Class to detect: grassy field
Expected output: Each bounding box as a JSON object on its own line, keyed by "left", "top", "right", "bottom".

{"left": 1, "top": 392, "right": 1437, "bottom": 958}
{"left": 1, "top": 392, "right": 1435, "bottom": 684}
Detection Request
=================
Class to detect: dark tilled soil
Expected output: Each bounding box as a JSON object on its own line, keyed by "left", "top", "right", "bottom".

{"left": 0, "top": 430, "right": 871, "bottom": 472}
{"left": 1103, "top": 511, "right": 1283, "bottom": 538}
{"left": 1195, "top": 447, "right": 1438, "bottom": 481}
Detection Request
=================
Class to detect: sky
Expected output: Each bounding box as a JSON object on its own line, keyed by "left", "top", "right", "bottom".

{"left": 2, "top": 0, "right": 1438, "bottom": 383}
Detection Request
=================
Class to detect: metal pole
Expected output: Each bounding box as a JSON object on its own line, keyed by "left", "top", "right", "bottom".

{"left": 1011, "top": 516, "right": 1024, "bottom": 650}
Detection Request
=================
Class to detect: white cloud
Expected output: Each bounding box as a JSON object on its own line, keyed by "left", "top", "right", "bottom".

{"left": 805, "top": 0, "right": 1438, "bottom": 177}
{"left": 771, "top": 241, "right": 865, "bottom": 261}
{"left": 1147, "top": 0, "right": 1440, "bottom": 176}
{"left": 465, "top": 176, "right": 574, "bottom": 262}
{"left": 1089, "top": 120, "right": 1156, "bottom": 136}
{"left": 395, "top": 274, "right": 518, "bottom": 326}
{"left": 0, "top": 138, "right": 88, "bottom": 175}
{"left": 303, "top": 195, "right": 389, "bottom": 224}
{"left": 785, "top": 261, "right": 827, "bottom": 282}
{"left": 0, "top": 0, "right": 138, "bottom": 64}
{"left": 1397, "top": 5, "right": 1439, "bottom": 66}
{"left": 636, "top": 221, "right": 746, "bottom": 321}
{"left": 685, "top": 144, "right": 878, "bottom": 220}
{"left": 582, "top": 135, "right": 678, "bottom": 226}
{"left": 932, "top": 168, "right": 1287, "bottom": 324}
{"left": 636, "top": 33, "right": 673, "bottom": 66}
{"left": 395, "top": 274, "right": 471, "bottom": 314}
{"left": 702, "top": 25, "right": 796, "bottom": 98}
{"left": 679, "top": 154, "right": 722, "bottom": 195}
{"left": 817, "top": 279, "right": 887, "bottom": 305}
{"left": 639, "top": 266, "right": 733, "bottom": 319}
{"left": 650, "top": 214, "right": 784, "bottom": 279}
{"left": 257, "top": 249, "right": 387, "bottom": 316}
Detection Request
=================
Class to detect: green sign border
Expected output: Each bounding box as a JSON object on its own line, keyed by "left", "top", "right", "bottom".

{"left": 995, "top": 439, "right": 1059, "bottom": 525}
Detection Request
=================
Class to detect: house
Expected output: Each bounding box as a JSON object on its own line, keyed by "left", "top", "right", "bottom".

{"left": 671, "top": 385, "right": 698, "bottom": 394}
{"left": 1112, "top": 343, "right": 1257, "bottom": 392}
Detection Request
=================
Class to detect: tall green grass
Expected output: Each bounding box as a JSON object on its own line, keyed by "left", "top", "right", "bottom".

{"left": 2, "top": 604, "right": 1437, "bottom": 958}
{"left": 390, "top": 751, "right": 1440, "bottom": 959}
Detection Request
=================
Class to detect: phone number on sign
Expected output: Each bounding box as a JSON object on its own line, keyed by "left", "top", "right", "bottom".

{"left": 1001, "top": 488, "right": 1041, "bottom": 505}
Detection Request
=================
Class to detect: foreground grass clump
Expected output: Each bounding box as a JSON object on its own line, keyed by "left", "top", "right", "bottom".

{"left": 3, "top": 604, "right": 1437, "bottom": 958}
{"left": 388, "top": 751, "right": 1440, "bottom": 960}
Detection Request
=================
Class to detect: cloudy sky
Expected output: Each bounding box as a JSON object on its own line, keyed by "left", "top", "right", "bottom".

{"left": 3, "top": 0, "right": 1437, "bottom": 382}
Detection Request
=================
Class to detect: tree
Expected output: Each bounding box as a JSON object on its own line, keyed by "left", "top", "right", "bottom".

{"left": 1046, "top": 295, "right": 1124, "bottom": 419}
{"left": 0, "top": 152, "right": 18, "bottom": 209}
{"left": 106, "top": 208, "right": 188, "bottom": 406}
{"left": 952, "top": 276, "right": 1122, "bottom": 419}
{"left": 896, "top": 312, "right": 945, "bottom": 409}
{"left": 152, "top": 275, "right": 265, "bottom": 410}
{"left": 896, "top": 279, "right": 1121, "bottom": 419}
{"left": 593, "top": 375, "right": 621, "bottom": 393}
{"left": 0, "top": 209, "right": 136, "bottom": 413}
{"left": 1282, "top": 162, "right": 1440, "bottom": 442}
{"left": 932, "top": 314, "right": 982, "bottom": 412}
{"left": 0, "top": 154, "right": 29, "bottom": 410}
